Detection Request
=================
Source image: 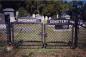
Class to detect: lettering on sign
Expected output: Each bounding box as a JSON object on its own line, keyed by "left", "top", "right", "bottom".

{"left": 48, "top": 20, "right": 70, "bottom": 25}
{"left": 18, "top": 19, "right": 41, "bottom": 24}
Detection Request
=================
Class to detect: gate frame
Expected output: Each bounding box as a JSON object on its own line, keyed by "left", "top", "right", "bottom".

{"left": 5, "top": 18, "right": 79, "bottom": 49}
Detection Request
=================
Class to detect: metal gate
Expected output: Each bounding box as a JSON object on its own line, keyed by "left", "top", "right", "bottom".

{"left": 45, "top": 25, "right": 73, "bottom": 48}
{"left": 43, "top": 19, "right": 73, "bottom": 48}
{"left": 10, "top": 19, "right": 74, "bottom": 48}
{"left": 12, "top": 21, "right": 43, "bottom": 48}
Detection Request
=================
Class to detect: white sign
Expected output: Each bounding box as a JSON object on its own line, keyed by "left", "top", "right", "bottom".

{"left": 48, "top": 20, "right": 69, "bottom": 25}
{"left": 3, "top": 8, "right": 16, "bottom": 22}
{"left": 18, "top": 19, "right": 41, "bottom": 23}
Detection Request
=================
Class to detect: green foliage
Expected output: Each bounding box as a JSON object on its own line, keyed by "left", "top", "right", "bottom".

{"left": 25, "top": 0, "right": 38, "bottom": 14}
{"left": 24, "top": 0, "right": 70, "bottom": 16}
{"left": 18, "top": 7, "right": 28, "bottom": 17}
{"left": 2, "top": 0, "right": 70, "bottom": 17}
{"left": 41, "top": 4, "right": 56, "bottom": 16}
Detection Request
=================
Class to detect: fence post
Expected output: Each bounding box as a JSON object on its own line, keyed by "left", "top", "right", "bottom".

{"left": 11, "top": 22, "right": 14, "bottom": 43}
{"left": 74, "top": 16, "right": 79, "bottom": 48}
{"left": 72, "top": 16, "right": 79, "bottom": 49}
{"left": 5, "top": 15, "right": 12, "bottom": 44}
{"left": 41, "top": 23, "right": 47, "bottom": 48}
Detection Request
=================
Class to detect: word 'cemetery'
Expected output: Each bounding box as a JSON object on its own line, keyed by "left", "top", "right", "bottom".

{"left": 48, "top": 20, "right": 69, "bottom": 25}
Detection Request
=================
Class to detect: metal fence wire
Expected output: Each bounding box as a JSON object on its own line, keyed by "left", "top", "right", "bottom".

{"left": 13, "top": 23, "right": 43, "bottom": 48}
{"left": 45, "top": 25, "right": 73, "bottom": 48}
{"left": 1, "top": 19, "right": 86, "bottom": 49}
{"left": 0, "top": 24, "right": 7, "bottom": 46}
{"left": 0, "top": 14, "right": 7, "bottom": 46}
{"left": 78, "top": 26, "right": 86, "bottom": 48}
{"left": 14, "top": 24, "right": 41, "bottom": 41}
{"left": 10, "top": 21, "right": 74, "bottom": 48}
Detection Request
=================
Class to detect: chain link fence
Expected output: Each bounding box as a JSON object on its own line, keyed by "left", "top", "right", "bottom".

{"left": 11, "top": 21, "right": 74, "bottom": 48}
{"left": 0, "top": 24, "right": 7, "bottom": 47}
{"left": 0, "top": 14, "right": 7, "bottom": 47}
{"left": 1, "top": 18, "right": 85, "bottom": 49}
{"left": 13, "top": 23, "right": 43, "bottom": 48}
{"left": 78, "top": 26, "right": 86, "bottom": 48}
{"left": 45, "top": 25, "right": 73, "bottom": 48}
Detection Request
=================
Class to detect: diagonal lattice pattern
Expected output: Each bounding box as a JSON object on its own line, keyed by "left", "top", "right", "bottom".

{"left": 45, "top": 25, "right": 73, "bottom": 48}
{"left": 46, "top": 25, "right": 72, "bottom": 42}
{"left": 12, "top": 23, "right": 73, "bottom": 48}
{"left": 0, "top": 25, "right": 7, "bottom": 41}
{"left": 14, "top": 24, "right": 42, "bottom": 41}
{"left": 78, "top": 27, "right": 86, "bottom": 48}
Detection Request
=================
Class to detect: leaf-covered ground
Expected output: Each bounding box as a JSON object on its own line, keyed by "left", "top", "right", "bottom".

{"left": 0, "top": 48, "right": 86, "bottom": 57}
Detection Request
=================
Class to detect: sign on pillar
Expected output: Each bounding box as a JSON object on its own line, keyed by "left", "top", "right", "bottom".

{"left": 3, "top": 8, "right": 16, "bottom": 23}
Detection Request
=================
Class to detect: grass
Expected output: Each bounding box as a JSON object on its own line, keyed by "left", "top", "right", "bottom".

{"left": 12, "top": 48, "right": 86, "bottom": 57}
{"left": 0, "top": 47, "right": 86, "bottom": 57}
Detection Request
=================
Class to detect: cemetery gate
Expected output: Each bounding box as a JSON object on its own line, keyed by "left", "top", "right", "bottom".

{"left": 10, "top": 19, "right": 75, "bottom": 49}
{"left": 0, "top": 14, "right": 80, "bottom": 49}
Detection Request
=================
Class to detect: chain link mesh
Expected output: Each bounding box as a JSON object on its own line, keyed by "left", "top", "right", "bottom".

{"left": 46, "top": 25, "right": 72, "bottom": 42}
{"left": 12, "top": 23, "right": 74, "bottom": 48}
{"left": 0, "top": 24, "right": 7, "bottom": 41}
{"left": 78, "top": 27, "right": 86, "bottom": 48}
{"left": 46, "top": 25, "right": 73, "bottom": 48}
{"left": 0, "top": 24, "right": 7, "bottom": 46}
{"left": 14, "top": 24, "right": 42, "bottom": 41}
